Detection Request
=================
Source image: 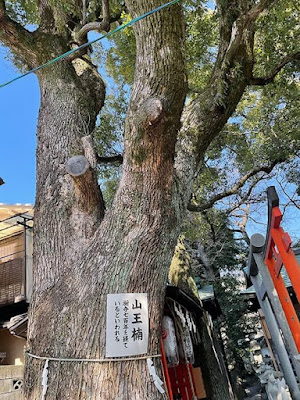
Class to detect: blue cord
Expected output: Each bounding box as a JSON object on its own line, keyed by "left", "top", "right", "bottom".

{"left": 0, "top": 0, "right": 180, "bottom": 89}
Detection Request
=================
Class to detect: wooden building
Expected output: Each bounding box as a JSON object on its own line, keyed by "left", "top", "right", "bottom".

{"left": 0, "top": 204, "right": 33, "bottom": 398}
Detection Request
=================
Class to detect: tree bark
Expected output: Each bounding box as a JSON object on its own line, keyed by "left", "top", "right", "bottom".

{"left": 25, "top": 1, "right": 187, "bottom": 399}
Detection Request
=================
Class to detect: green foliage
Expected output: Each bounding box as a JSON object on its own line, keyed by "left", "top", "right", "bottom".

{"left": 215, "top": 276, "right": 258, "bottom": 364}
{"left": 185, "top": 3, "right": 218, "bottom": 91}
{"left": 191, "top": 77, "right": 300, "bottom": 212}
{"left": 184, "top": 209, "right": 244, "bottom": 277}
{"left": 105, "top": 13, "right": 136, "bottom": 87}
{"left": 5, "top": 0, "right": 39, "bottom": 25}
{"left": 184, "top": 208, "right": 252, "bottom": 367}
{"left": 93, "top": 88, "right": 127, "bottom": 206}
{"left": 254, "top": 0, "right": 299, "bottom": 78}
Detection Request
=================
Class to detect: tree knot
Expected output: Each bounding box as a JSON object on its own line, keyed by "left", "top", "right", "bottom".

{"left": 140, "top": 97, "right": 164, "bottom": 127}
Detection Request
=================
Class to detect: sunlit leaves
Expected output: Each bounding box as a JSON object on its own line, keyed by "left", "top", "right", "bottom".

{"left": 105, "top": 17, "right": 136, "bottom": 86}
{"left": 185, "top": 3, "right": 218, "bottom": 90}
{"left": 5, "top": 0, "right": 39, "bottom": 26}
{"left": 254, "top": 0, "right": 300, "bottom": 78}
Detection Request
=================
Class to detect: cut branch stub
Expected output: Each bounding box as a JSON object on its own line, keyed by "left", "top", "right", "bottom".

{"left": 66, "top": 155, "right": 90, "bottom": 177}
{"left": 140, "top": 97, "right": 164, "bottom": 126}
{"left": 66, "top": 155, "right": 105, "bottom": 216}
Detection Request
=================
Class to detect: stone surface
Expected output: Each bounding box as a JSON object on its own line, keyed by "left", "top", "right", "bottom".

{"left": 0, "top": 366, "right": 24, "bottom": 400}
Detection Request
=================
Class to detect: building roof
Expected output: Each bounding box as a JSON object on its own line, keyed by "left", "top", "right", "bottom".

{"left": 198, "top": 285, "right": 215, "bottom": 301}
{"left": 3, "top": 313, "right": 28, "bottom": 339}
{"left": 0, "top": 204, "right": 33, "bottom": 240}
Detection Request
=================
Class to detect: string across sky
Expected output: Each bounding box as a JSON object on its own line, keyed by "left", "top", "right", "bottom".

{"left": 0, "top": 0, "right": 180, "bottom": 89}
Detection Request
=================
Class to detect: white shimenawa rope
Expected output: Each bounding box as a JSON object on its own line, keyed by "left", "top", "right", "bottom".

{"left": 27, "top": 352, "right": 161, "bottom": 362}
{"left": 27, "top": 352, "right": 165, "bottom": 399}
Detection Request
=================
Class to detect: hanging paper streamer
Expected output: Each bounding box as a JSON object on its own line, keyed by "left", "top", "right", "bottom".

{"left": 185, "top": 310, "right": 193, "bottom": 332}
{"left": 147, "top": 358, "right": 165, "bottom": 394}
{"left": 162, "top": 316, "right": 179, "bottom": 367}
{"left": 174, "top": 303, "right": 186, "bottom": 327}
{"left": 191, "top": 315, "right": 197, "bottom": 334}
{"left": 41, "top": 359, "right": 49, "bottom": 400}
{"left": 179, "top": 327, "right": 195, "bottom": 364}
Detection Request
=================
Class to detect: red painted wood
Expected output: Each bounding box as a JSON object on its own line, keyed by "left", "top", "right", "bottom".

{"left": 265, "top": 257, "right": 300, "bottom": 351}
{"left": 264, "top": 206, "right": 300, "bottom": 352}
{"left": 160, "top": 340, "right": 174, "bottom": 400}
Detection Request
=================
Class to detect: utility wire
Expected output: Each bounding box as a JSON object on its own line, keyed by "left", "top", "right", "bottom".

{"left": 0, "top": 0, "right": 180, "bottom": 89}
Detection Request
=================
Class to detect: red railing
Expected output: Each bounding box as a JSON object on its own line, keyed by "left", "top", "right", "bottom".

{"left": 264, "top": 186, "right": 300, "bottom": 351}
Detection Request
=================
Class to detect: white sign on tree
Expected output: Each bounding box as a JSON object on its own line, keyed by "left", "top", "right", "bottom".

{"left": 106, "top": 293, "right": 149, "bottom": 357}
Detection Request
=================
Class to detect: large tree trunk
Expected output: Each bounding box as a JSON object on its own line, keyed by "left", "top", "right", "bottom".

{"left": 0, "top": 0, "right": 264, "bottom": 398}
{"left": 25, "top": 2, "right": 187, "bottom": 399}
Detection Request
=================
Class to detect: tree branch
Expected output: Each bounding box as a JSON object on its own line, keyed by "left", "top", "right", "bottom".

{"left": 276, "top": 178, "right": 300, "bottom": 211}
{"left": 77, "top": 20, "right": 109, "bottom": 39}
{"left": 76, "top": 0, "right": 122, "bottom": 41}
{"left": 188, "top": 158, "right": 284, "bottom": 212}
{"left": 249, "top": 52, "right": 300, "bottom": 85}
{"left": 66, "top": 155, "right": 105, "bottom": 216}
{"left": 37, "top": 0, "right": 56, "bottom": 30}
{"left": 0, "top": 0, "right": 37, "bottom": 64}
{"left": 102, "top": 0, "right": 110, "bottom": 23}
{"left": 246, "top": 0, "right": 278, "bottom": 23}
{"left": 81, "top": 135, "right": 123, "bottom": 165}
{"left": 236, "top": 202, "right": 250, "bottom": 244}
{"left": 224, "top": 178, "right": 261, "bottom": 215}
{"left": 96, "top": 154, "right": 123, "bottom": 165}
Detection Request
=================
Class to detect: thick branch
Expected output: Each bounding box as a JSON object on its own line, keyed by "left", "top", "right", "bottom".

{"left": 66, "top": 155, "right": 105, "bottom": 216}
{"left": 81, "top": 135, "right": 98, "bottom": 169}
{"left": 0, "top": 0, "right": 37, "bottom": 64}
{"left": 188, "top": 159, "right": 284, "bottom": 212}
{"left": 76, "top": 0, "right": 121, "bottom": 41}
{"left": 101, "top": 0, "right": 110, "bottom": 23}
{"left": 37, "top": 0, "right": 56, "bottom": 30}
{"left": 77, "top": 20, "right": 109, "bottom": 39}
{"left": 246, "top": 0, "right": 278, "bottom": 22}
{"left": 175, "top": 0, "right": 288, "bottom": 216}
{"left": 250, "top": 52, "right": 300, "bottom": 85}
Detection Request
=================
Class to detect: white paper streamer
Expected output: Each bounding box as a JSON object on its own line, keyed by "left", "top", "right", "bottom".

{"left": 186, "top": 311, "right": 193, "bottom": 332}
{"left": 147, "top": 358, "right": 165, "bottom": 394}
{"left": 191, "top": 316, "right": 197, "bottom": 334}
{"left": 41, "top": 359, "right": 49, "bottom": 400}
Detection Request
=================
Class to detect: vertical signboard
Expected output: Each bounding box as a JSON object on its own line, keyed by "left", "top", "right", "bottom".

{"left": 106, "top": 293, "right": 149, "bottom": 357}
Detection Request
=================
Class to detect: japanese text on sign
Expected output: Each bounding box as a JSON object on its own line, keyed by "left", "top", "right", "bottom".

{"left": 106, "top": 293, "right": 149, "bottom": 357}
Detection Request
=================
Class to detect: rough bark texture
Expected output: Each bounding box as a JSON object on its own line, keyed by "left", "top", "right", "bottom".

{"left": 25, "top": 1, "right": 187, "bottom": 399}
{"left": 0, "top": 0, "right": 290, "bottom": 398}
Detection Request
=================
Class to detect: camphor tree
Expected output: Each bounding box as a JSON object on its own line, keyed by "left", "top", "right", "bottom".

{"left": 0, "top": 0, "right": 299, "bottom": 399}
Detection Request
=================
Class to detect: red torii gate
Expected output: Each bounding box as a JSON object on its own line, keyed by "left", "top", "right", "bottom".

{"left": 264, "top": 186, "right": 300, "bottom": 351}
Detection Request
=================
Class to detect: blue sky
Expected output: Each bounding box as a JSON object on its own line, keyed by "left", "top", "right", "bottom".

{"left": 0, "top": 46, "right": 39, "bottom": 205}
